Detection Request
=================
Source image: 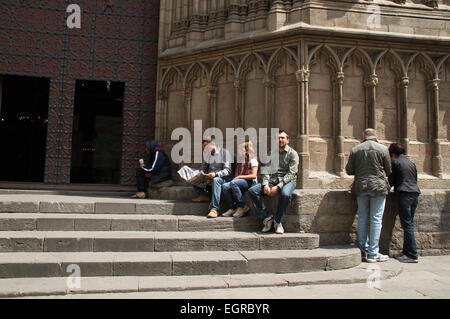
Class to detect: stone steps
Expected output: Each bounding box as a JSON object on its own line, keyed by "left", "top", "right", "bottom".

{"left": 0, "top": 191, "right": 368, "bottom": 297}
{"left": 0, "top": 246, "right": 361, "bottom": 279}
{"left": 0, "top": 231, "right": 319, "bottom": 252}
{"left": 0, "top": 213, "right": 261, "bottom": 232}
{"left": 0, "top": 258, "right": 404, "bottom": 298}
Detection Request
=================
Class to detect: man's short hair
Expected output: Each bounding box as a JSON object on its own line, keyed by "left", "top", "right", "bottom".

{"left": 389, "top": 143, "right": 406, "bottom": 156}
{"left": 363, "top": 128, "right": 377, "bottom": 137}
{"left": 279, "top": 130, "right": 289, "bottom": 139}
{"left": 202, "top": 136, "right": 213, "bottom": 144}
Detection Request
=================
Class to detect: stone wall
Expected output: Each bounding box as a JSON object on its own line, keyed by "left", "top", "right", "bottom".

{"left": 279, "top": 189, "right": 450, "bottom": 256}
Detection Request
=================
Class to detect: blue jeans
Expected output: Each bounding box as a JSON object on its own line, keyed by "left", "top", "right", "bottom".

{"left": 396, "top": 192, "right": 419, "bottom": 260}
{"left": 248, "top": 181, "right": 295, "bottom": 224}
{"left": 222, "top": 179, "right": 254, "bottom": 209}
{"left": 193, "top": 177, "right": 227, "bottom": 211}
{"left": 356, "top": 193, "right": 386, "bottom": 258}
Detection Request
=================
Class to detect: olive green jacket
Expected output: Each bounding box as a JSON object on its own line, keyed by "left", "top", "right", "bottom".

{"left": 345, "top": 138, "right": 392, "bottom": 196}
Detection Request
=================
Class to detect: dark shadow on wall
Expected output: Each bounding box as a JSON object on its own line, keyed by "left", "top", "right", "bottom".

{"left": 311, "top": 191, "right": 358, "bottom": 247}
{"left": 379, "top": 194, "right": 398, "bottom": 256}
{"left": 307, "top": 190, "right": 399, "bottom": 255}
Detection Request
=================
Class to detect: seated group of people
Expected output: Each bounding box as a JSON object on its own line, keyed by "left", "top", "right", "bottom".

{"left": 132, "top": 130, "right": 299, "bottom": 234}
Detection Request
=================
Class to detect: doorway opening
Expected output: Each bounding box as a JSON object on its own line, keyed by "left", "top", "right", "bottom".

{"left": 0, "top": 75, "right": 50, "bottom": 182}
{"left": 70, "top": 80, "right": 124, "bottom": 184}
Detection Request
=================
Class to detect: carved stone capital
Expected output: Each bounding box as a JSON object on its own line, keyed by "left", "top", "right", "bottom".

{"left": 364, "top": 74, "right": 379, "bottom": 87}
{"left": 158, "top": 89, "right": 168, "bottom": 100}
{"left": 399, "top": 77, "right": 409, "bottom": 89}
{"left": 295, "top": 68, "right": 310, "bottom": 82}
{"left": 334, "top": 72, "right": 345, "bottom": 85}
{"left": 427, "top": 79, "right": 440, "bottom": 90}
{"left": 263, "top": 76, "right": 275, "bottom": 88}
{"left": 207, "top": 86, "right": 218, "bottom": 98}
{"left": 174, "top": 19, "right": 190, "bottom": 34}
{"left": 183, "top": 88, "right": 192, "bottom": 100}
{"left": 189, "top": 14, "right": 208, "bottom": 32}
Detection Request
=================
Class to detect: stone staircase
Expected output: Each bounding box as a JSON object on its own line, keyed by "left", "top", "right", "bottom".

{"left": 0, "top": 190, "right": 362, "bottom": 297}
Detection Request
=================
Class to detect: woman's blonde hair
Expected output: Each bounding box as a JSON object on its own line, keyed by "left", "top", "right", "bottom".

{"left": 239, "top": 141, "right": 256, "bottom": 163}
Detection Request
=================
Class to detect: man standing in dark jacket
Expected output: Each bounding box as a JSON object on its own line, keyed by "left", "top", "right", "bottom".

{"left": 388, "top": 143, "right": 420, "bottom": 263}
{"left": 346, "top": 128, "right": 391, "bottom": 263}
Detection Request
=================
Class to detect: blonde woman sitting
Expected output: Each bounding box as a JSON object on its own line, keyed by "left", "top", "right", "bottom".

{"left": 221, "top": 141, "right": 258, "bottom": 217}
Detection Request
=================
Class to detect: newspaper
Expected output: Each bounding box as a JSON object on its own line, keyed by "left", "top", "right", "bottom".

{"left": 177, "top": 165, "right": 210, "bottom": 189}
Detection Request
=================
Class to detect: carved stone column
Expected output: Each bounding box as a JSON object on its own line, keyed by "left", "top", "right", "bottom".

{"left": 398, "top": 77, "right": 410, "bottom": 155}
{"left": 187, "top": 0, "right": 208, "bottom": 48}
{"left": 428, "top": 79, "right": 443, "bottom": 178}
{"left": 169, "top": 0, "right": 189, "bottom": 48}
{"left": 267, "top": 0, "right": 289, "bottom": 31}
{"left": 334, "top": 72, "right": 346, "bottom": 177}
{"left": 255, "top": 0, "right": 270, "bottom": 29}
{"left": 365, "top": 74, "right": 378, "bottom": 129}
{"left": 245, "top": 0, "right": 258, "bottom": 32}
{"left": 263, "top": 76, "right": 275, "bottom": 129}
{"left": 234, "top": 79, "right": 245, "bottom": 128}
{"left": 156, "top": 89, "right": 169, "bottom": 142}
{"left": 225, "top": 4, "right": 244, "bottom": 40}
{"left": 207, "top": 86, "right": 218, "bottom": 128}
{"left": 296, "top": 67, "right": 311, "bottom": 187}
{"left": 183, "top": 88, "right": 192, "bottom": 130}
{"left": 290, "top": 0, "right": 305, "bottom": 23}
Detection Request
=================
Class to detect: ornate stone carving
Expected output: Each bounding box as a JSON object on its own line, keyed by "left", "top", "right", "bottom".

{"left": 334, "top": 72, "right": 345, "bottom": 85}
{"left": 365, "top": 74, "right": 379, "bottom": 87}
{"left": 295, "top": 68, "right": 310, "bottom": 82}
{"left": 399, "top": 77, "right": 410, "bottom": 88}
{"left": 189, "top": 14, "right": 209, "bottom": 32}
{"left": 427, "top": 78, "right": 440, "bottom": 90}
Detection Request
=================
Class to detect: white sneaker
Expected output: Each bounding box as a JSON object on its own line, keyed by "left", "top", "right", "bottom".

{"left": 367, "top": 253, "right": 389, "bottom": 263}
{"left": 262, "top": 216, "right": 273, "bottom": 232}
{"left": 274, "top": 222, "right": 284, "bottom": 234}
{"left": 222, "top": 209, "right": 236, "bottom": 217}
{"left": 233, "top": 206, "right": 250, "bottom": 217}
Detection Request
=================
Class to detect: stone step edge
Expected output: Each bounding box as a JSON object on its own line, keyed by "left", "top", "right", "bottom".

{"left": 0, "top": 246, "right": 360, "bottom": 278}
{"left": 0, "top": 199, "right": 210, "bottom": 215}
{"left": 0, "top": 231, "right": 319, "bottom": 252}
{"left": 0, "top": 261, "right": 403, "bottom": 298}
{"left": 0, "top": 214, "right": 261, "bottom": 232}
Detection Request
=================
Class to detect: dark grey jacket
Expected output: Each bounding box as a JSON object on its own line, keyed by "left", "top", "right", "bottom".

{"left": 200, "top": 146, "right": 233, "bottom": 181}
{"left": 345, "top": 138, "right": 392, "bottom": 195}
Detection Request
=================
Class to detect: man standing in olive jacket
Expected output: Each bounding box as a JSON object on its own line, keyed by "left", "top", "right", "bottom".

{"left": 346, "top": 128, "right": 391, "bottom": 263}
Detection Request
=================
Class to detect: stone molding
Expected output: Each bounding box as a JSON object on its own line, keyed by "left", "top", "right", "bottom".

{"left": 160, "top": 0, "right": 448, "bottom": 52}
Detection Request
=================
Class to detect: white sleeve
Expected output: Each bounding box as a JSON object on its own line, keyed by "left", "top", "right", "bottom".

{"left": 250, "top": 158, "right": 259, "bottom": 167}
{"left": 141, "top": 151, "right": 160, "bottom": 172}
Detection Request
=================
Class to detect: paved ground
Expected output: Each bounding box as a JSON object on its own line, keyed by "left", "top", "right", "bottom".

{"left": 24, "top": 255, "right": 450, "bottom": 299}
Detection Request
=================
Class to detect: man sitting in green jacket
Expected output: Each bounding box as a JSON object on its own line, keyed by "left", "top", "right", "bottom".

{"left": 248, "top": 130, "right": 299, "bottom": 234}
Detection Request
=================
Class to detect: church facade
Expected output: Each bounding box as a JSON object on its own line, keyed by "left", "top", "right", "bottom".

{"left": 156, "top": 0, "right": 450, "bottom": 189}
